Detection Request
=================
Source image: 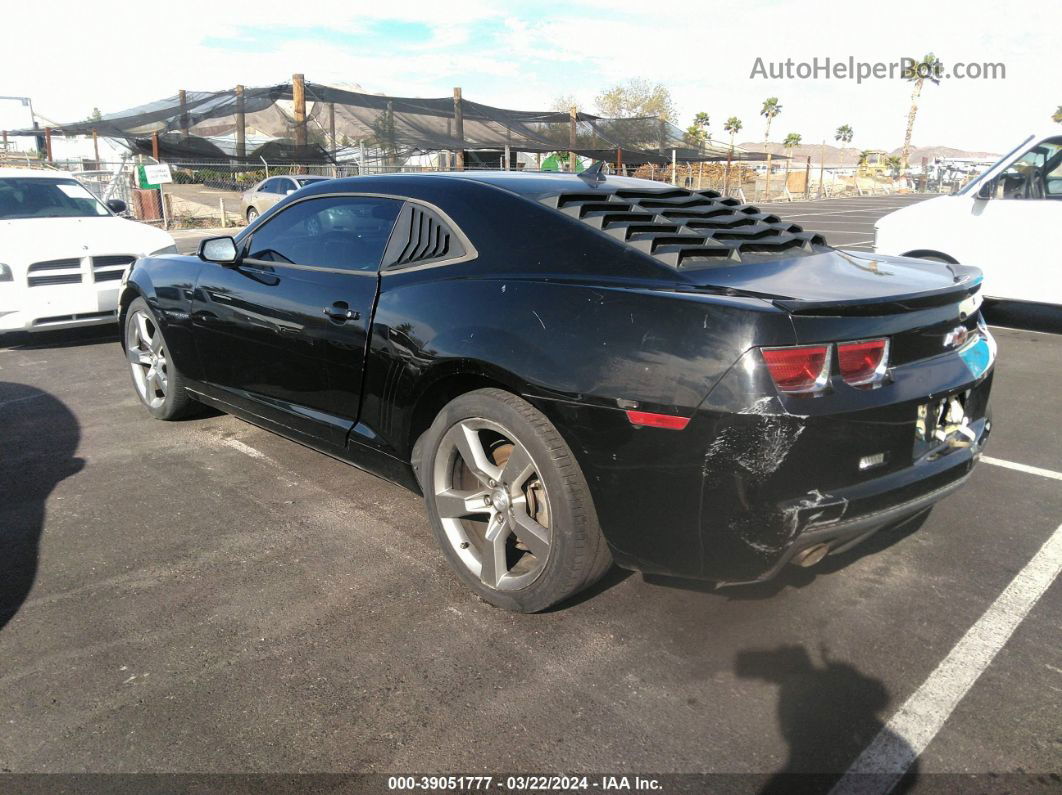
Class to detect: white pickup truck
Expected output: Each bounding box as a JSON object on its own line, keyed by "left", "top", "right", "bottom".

{"left": 875, "top": 129, "right": 1062, "bottom": 308}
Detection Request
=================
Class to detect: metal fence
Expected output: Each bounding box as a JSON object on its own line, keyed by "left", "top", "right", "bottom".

{"left": 4, "top": 154, "right": 967, "bottom": 230}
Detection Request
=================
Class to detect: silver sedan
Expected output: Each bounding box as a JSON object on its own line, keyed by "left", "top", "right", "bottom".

{"left": 240, "top": 175, "right": 332, "bottom": 223}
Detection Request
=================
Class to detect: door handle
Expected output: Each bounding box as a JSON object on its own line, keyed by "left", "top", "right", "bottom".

{"left": 323, "top": 302, "right": 359, "bottom": 322}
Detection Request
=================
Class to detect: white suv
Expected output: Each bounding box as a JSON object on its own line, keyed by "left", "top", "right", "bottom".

{"left": 0, "top": 168, "right": 176, "bottom": 333}
{"left": 875, "top": 130, "right": 1062, "bottom": 308}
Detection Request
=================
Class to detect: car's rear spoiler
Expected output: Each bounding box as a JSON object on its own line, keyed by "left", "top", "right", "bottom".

{"left": 772, "top": 274, "right": 982, "bottom": 316}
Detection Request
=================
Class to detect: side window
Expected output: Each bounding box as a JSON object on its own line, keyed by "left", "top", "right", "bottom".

{"left": 245, "top": 196, "right": 402, "bottom": 272}
{"left": 281, "top": 178, "right": 299, "bottom": 195}
{"left": 994, "top": 138, "right": 1062, "bottom": 200}
{"left": 258, "top": 178, "right": 280, "bottom": 194}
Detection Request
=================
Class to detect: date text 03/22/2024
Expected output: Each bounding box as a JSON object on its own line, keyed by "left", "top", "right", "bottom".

{"left": 387, "top": 775, "right": 662, "bottom": 791}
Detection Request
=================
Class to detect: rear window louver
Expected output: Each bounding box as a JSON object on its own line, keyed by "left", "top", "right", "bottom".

{"left": 542, "top": 188, "right": 827, "bottom": 269}
{"left": 383, "top": 202, "right": 467, "bottom": 270}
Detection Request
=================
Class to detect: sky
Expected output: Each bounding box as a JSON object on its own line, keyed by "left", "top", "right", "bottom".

{"left": 3, "top": 0, "right": 1060, "bottom": 154}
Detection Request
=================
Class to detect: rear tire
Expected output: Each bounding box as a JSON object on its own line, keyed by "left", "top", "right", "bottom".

{"left": 419, "top": 388, "right": 612, "bottom": 612}
{"left": 124, "top": 297, "right": 195, "bottom": 421}
{"left": 246, "top": 206, "right": 259, "bottom": 223}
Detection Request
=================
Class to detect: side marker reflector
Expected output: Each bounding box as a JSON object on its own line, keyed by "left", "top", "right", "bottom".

{"left": 625, "top": 410, "right": 690, "bottom": 430}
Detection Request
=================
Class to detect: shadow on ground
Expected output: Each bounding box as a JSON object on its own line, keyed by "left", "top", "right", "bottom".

{"left": 735, "top": 644, "right": 918, "bottom": 794}
{"left": 0, "top": 382, "right": 82, "bottom": 631}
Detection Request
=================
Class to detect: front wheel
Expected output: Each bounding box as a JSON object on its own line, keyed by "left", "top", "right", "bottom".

{"left": 420, "top": 388, "right": 612, "bottom": 612}
{"left": 246, "top": 206, "right": 259, "bottom": 223}
{"left": 124, "top": 297, "right": 195, "bottom": 420}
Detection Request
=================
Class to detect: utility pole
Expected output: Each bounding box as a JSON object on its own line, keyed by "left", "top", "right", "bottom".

{"left": 92, "top": 128, "right": 100, "bottom": 164}
{"left": 803, "top": 155, "right": 811, "bottom": 200}
{"left": 235, "top": 84, "right": 246, "bottom": 160}
{"left": 152, "top": 131, "right": 160, "bottom": 161}
{"left": 453, "top": 87, "right": 465, "bottom": 171}
{"left": 44, "top": 127, "right": 52, "bottom": 161}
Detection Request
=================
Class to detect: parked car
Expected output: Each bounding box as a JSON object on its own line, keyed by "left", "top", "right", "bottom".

{"left": 0, "top": 168, "right": 176, "bottom": 334}
{"left": 240, "top": 175, "right": 332, "bottom": 223}
{"left": 120, "top": 171, "right": 995, "bottom": 611}
{"left": 875, "top": 130, "right": 1062, "bottom": 308}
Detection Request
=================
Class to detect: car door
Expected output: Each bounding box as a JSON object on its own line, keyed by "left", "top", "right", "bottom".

{"left": 957, "top": 137, "right": 1062, "bottom": 304}
{"left": 257, "top": 178, "right": 288, "bottom": 213}
{"left": 191, "top": 194, "right": 403, "bottom": 446}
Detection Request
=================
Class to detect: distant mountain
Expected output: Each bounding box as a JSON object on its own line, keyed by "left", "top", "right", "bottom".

{"left": 735, "top": 141, "right": 1000, "bottom": 166}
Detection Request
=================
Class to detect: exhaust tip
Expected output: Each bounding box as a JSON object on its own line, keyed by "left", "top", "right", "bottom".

{"left": 792, "top": 543, "right": 830, "bottom": 568}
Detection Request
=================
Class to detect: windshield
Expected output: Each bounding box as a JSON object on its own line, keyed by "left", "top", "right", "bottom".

{"left": 0, "top": 177, "right": 111, "bottom": 220}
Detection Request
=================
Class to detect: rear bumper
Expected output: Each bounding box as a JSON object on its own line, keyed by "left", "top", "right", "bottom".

{"left": 533, "top": 340, "right": 995, "bottom": 584}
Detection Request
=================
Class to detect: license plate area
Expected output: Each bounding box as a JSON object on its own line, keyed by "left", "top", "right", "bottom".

{"left": 914, "top": 390, "right": 975, "bottom": 458}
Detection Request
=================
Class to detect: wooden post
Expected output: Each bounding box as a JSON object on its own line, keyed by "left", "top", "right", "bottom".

{"left": 453, "top": 87, "right": 464, "bottom": 172}
{"left": 616, "top": 146, "right": 622, "bottom": 172}
{"left": 44, "top": 127, "right": 53, "bottom": 161}
{"left": 329, "top": 102, "right": 336, "bottom": 157}
{"left": 804, "top": 156, "right": 812, "bottom": 199}
{"left": 920, "top": 156, "right": 928, "bottom": 192}
{"left": 569, "top": 106, "right": 578, "bottom": 173}
{"left": 671, "top": 149, "right": 677, "bottom": 186}
{"left": 235, "top": 84, "right": 246, "bottom": 160}
{"left": 178, "top": 89, "right": 189, "bottom": 140}
{"left": 817, "top": 140, "right": 826, "bottom": 199}
{"left": 152, "top": 131, "right": 160, "bottom": 161}
{"left": 293, "top": 73, "right": 307, "bottom": 148}
{"left": 2, "top": 130, "right": 7, "bottom": 151}
{"left": 92, "top": 128, "right": 100, "bottom": 164}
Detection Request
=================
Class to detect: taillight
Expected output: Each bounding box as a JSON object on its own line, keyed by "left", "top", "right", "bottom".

{"left": 761, "top": 345, "right": 831, "bottom": 394}
{"left": 837, "top": 338, "right": 889, "bottom": 386}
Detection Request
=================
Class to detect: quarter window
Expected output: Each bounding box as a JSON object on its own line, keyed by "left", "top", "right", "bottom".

{"left": 245, "top": 196, "right": 402, "bottom": 272}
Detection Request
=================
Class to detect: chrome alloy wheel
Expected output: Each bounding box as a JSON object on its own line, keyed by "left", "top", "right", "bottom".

{"left": 433, "top": 418, "right": 552, "bottom": 591}
{"left": 127, "top": 309, "right": 169, "bottom": 409}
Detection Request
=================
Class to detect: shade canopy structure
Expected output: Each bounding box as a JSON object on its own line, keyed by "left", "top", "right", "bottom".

{"left": 13, "top": 81, "right": 768, "bottom": 166}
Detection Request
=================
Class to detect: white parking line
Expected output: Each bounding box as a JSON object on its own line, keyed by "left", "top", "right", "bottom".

{"left": 980, "top": 456, "right": 1062, "bottom": 481}
{"left": 830, "top": 520, "right": 1062, "bottom": 795}
{"left": 222, "top": 437, "right": 278, "bottom": 466}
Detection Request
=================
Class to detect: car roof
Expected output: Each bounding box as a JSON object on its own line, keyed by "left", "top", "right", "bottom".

{"left": 0, "top": 167, "right": 77, "bottom": 180}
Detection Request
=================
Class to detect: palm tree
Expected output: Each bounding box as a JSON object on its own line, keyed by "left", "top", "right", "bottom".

{"left": 723, "top": 116, "right": 742, "bottom": 194}
{"left": 684, "top": 111, "right": 710, "bottom": 150}
{"left": 760, "top": 97, "right": 782, "bottom": 199}
{"left": 782, "top": 132, "right": 802, "bottom": 194}
{"left": 1054, "top": 105, "right": 1062, "bottom": 123}
{"left": 900, "top": 53, "right": 942, "bottom": 173}
{"left": 835, "top": 124, "right": 854, "bottom": 191}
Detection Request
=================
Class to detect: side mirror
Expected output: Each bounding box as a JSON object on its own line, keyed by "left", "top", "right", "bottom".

{"left": 976, "top": 180, "right": 994, "bottom": 200}
{"left": 106, "top": 198, "right": 127, "bottom": 214}
{"left": 198, "top": 236, "right": 240, "bottom": 265}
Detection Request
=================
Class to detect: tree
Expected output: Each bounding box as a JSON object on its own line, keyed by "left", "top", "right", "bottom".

{"left": 551, "top": 95, "right": 578, "bottom": 113}
{"left": 594, "top": 79, "right": 677, "bottom": 121}
{"left": 723, "top": 116, "right": 742, "bottom": 194}
{"left": 86, "top": 107, "right": 103, "bottom": 123}
{"left": 760, "top": 97, "right": 782, "bottom": 200}
{"left": 900, "top": 53, "right": 942, "bottom": 173}
{"left": 684, "top": 112, "right": 710, "bottom": 150}
{"left": 782, "top": 132, "right": 802, "bottom": 192}
{"left": 835, "top": 125, "right": 854, "bottom": 191}
{"left": 1053, "top": 105, "right": 1062, "bottom": 123}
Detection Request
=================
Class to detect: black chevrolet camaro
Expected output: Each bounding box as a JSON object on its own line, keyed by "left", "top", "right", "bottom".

{"left": 120, "top": 171, "right": 995, "bottom": 611}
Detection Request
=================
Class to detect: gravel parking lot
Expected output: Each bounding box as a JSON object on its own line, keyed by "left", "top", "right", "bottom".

{"left": 2, "top": 195, "right": 1059, "bottom": 789}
